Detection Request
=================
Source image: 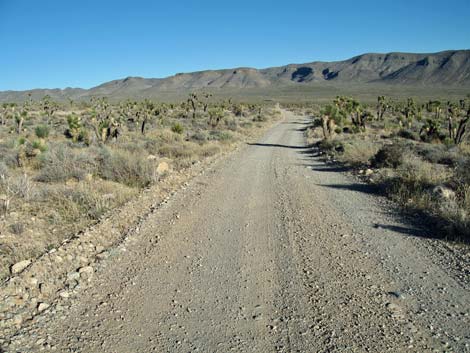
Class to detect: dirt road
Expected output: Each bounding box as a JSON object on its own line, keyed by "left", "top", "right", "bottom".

{"left": 7, "top": 111, "right": 469, "bottom": 352}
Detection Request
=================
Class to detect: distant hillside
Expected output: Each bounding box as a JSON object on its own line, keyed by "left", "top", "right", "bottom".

{"left": 1, "top": 50, "right": 469, "bottom": 102}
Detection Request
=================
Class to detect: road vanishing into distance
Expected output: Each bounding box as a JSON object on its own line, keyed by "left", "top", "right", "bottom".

{"left": 8, "top": 111, "right": 469, "bottom": 352}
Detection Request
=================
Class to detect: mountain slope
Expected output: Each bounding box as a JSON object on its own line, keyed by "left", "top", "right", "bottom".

{"left": 1, "top": 50, "right": 469, "bottom": 102}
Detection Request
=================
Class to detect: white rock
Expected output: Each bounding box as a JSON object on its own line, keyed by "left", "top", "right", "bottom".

{"left": 79, "top": 266, "right": 94, "bottom": 275}
{"left": 59, "top": 291, "right": 70, "bottom": 299}
{"left": 156, "top": 161, "right": 170, "bottom": 175}
{"left": 11, "top": 259, "right": 31, "bottom": 274}
{"left": 37, "top": 303, "right": 50, "bottom": 312}
{"left": 67, "top": 272, "right": 80, "bottom": 281}
{"left": 433, "top": 185, "right": 455, "bottom": 200}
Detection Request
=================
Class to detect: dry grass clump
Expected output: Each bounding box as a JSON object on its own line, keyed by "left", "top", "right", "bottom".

{"left": 337, "top": 139, "right": 380, "bottom": 167}
{"left": 97, "top": 148, "right": 157, "bottom": 188}
{"left": 36, "top": 144, "right": 97, "bottom": 182}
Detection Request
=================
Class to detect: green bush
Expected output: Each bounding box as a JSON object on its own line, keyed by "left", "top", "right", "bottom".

{"left": 35, "top": 125, "right": 50, "bottom": 139}
{"left": 32, "top": 140, "right": 47, "bottom": 153}
{"left": 171, "top": 122, "right": 184, "bottom": 134}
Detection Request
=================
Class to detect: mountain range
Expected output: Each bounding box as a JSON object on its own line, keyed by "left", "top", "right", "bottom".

{"left": 1, "top": 50, "right": 469, "bottom": 102}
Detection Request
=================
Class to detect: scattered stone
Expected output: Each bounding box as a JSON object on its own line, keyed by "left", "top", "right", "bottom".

{"left": 365, "top": 169, "right": 374, "bottom": 176}
{"left": 28, "top": 277, "right": 39, "bottom": 286}
{"left": 11, "top": 259, "right": 31, "bottom": 274}
{"left": 79, "top": 266, "right": 94, "bottom": 274}
{"left": 39, "top": 283, "right": 52, "bottom": 296}
{"left": 96, "top": 251, "right": 109, "bottom": 260}
{"left": 37, "top": 303, "right": 50, "bottom": 312}
{"left": 386, "top": 302, "right": 400, "bottom": 312}
{"left": 59, "top": 291, "right": 71, "bottom": 299}
{"left": 13, "top": 314, "right": 23, "bottom": 326}
{"left": 36, "top": 338, "right": 46, "bottom": 346}
{"left": 79, "top": 266, "right": 94, "bottom": 279}
{"left": 388, "top": 291, "right": 405, "bottom": 300}
{"left": 157, "top": 162, "right": 170, "bottom": 175}
{"left": 433, "top": 185, "right": 455, "bottom": 200}
{"left": 67, "top": 272, "right": 80, "bottom": 282}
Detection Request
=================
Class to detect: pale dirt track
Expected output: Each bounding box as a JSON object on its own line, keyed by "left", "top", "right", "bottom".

{"left": 8, "top": 111, "right": 470, "bottom": 352}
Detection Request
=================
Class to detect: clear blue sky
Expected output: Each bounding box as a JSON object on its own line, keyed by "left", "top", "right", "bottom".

{"left": 1, "top": 0, "right": 469, "bottom": 90}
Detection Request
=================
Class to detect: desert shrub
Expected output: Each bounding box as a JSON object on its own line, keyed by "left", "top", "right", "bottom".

{"left": 34, "top": 125, "right": 50, "bottom": 139}
{"left": 415, "top": 144, "right": 461, "bottom": 166}
{"left": 456, "top": 157, "right": 470, "bottom": 185}
{"left": 36, "top": 144, "right": 97, "bottom": 182}
{"left": 0, "top": 145, "right": 17, "bottom": 167}
{"left": 253, "top": 114, "right": 267, "bottom": 122}
{"left": 337, "top": 140, "right": 379, "bottom": 167}
{"left": 396, "top": 129, "right": 418, "bottom": 141}
{"left": 0, "top": 162, "right": 8, "bottom": 179}
{"left": 7, "top": 173, "right": 36, "bottom": 200}
{"left": 191, "top": 130, "right": 209, "bottom": 142}
{"left": 116, "top": 140, "right": 146, "bottom": 154}
{"left": 31, "top": 140, "right": 47, "bottom": 153}
{"left": 154, "top": 129, "right": 183, "bottom": 144}
{"left": 209, "top": 131, "right": 232, "bottom": 141}
{"left": 40, "top": 182, "right": 136, "bottom": 225}
{"left": 372, "top": 143, "right": 406, "bottom": 168}
{"left": 171, "top": 122, "right": 184, "bottom": 134}
{"left": 224, "top": 118, "right": 238, "bottom": 131}
{"left": 438, "top": 185, "right": 470, "bottom": 238}
{"left": 318, "top": 139, "right": 344, "bottom": 153}
{"left": 10, "top": 223, "right": 25, "bottom": 235}
{"left": 397, "top": 154, "right": 448, "bottom": 186}
{"left": 158, "top": 143, "right": 196, "bottom": 159}
{"left": 198, "top": 144, "right": 221, "bottom": 157}
{"left": 97, "top": 148, "right": 157, "bottom": 188}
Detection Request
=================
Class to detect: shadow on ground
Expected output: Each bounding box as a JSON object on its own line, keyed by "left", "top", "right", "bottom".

{"left": 247, "top": 143, "right": 308, "bottom": 149}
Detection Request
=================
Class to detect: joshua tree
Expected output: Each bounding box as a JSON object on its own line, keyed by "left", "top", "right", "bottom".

{"left": 448, "top": 97, "right": 470, "bottom": 144}
{"left": 118, "top": 99, "right": 138, "bottom": 123}
{"left": 200, "top": 92, "right": 212, "bottom": 113}
{"left": 138, "top": 99, "right": 164, "bottom": 135}
{"left": 89, "top": 97, "right": 121, "bottom": 143}
{"left": 15, "top": 99, "right": 33, "bottom": 135}
{"left": 333, "top": 96, "right": 368, "bottom": 130}
{"left": 188, "top": 93, "right": 199, "bottom": 119}
{"left": 231, "top": 103, "right": 244, "bottom": 117}
{"left": 41, "top": 95, "right": 58, "bottom": 125}
{"left": 208, "top": 107, "right": 224, "bottom": 128}
{"left": 320, "top": 104, "right": 340, "bottom": 139}
{"left": 15, "top": 111, "right": 26, "bottom": 134}
{"left": 399, "top": 98, "right": 417, "bottom": 128}
{"left": 0, "top": 103, "right": 13, "bottom": 125}
{"left": 426, "top": 100, "right": 442, "bottom": 120}
{"left": 65, "top": 113, "right": 85, "bottom": 142}
{"left": 376, "top": 95, "right": 389, "bottom": 120}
